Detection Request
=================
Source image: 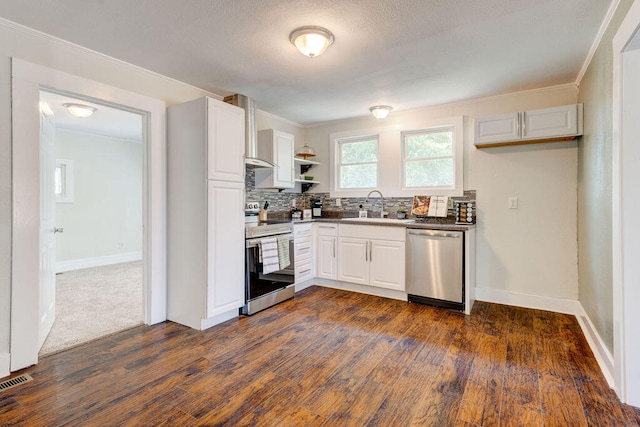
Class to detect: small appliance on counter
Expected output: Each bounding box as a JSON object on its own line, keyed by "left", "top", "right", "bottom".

{"left": 311, "top": 199, "right": 323, "bottom": 218}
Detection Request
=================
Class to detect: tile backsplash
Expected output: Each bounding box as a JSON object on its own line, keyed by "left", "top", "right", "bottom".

{"left": 245, "top": 169, "right": 476, "bottom": 221}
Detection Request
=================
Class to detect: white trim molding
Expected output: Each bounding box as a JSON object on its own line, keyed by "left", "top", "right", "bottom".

{"left": 56, "top": 252, "right": 143, "bottom": 273}
{"left": 476, "top": 288, "right": 614, "bottom": 389}
{"left": 0, "top": 353, "right": 9, "bottom": 378}
{"left": 575, "top": 0, "right": 621, "bottom": 85}
{"left": 575, "top": 303, "right": 615, "bottom": 388}
{"left": 475, "top": 288, "right": 581, "bottom": 315}
{"left": 612, "top": 0, "right": 640, "bottom": 407}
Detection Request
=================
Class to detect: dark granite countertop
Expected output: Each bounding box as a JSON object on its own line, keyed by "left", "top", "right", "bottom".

{"left": 295, "top": 217, "right": 475, "bottom": 231}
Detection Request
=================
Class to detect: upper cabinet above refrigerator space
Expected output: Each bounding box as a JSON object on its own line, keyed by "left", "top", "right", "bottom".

{"left": 474, "top": 104, "right": 583, "bottom": 148}
{"left": 167, "top": 96, "right": 245, "bottom": 183}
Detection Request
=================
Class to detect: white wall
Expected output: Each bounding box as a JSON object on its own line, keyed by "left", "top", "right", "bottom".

{"left": 305, "top": 86, "right": 579, "bottom": 302}
{"left": 0, "top": 18, "right": 299, "bottom": 376}
{"left": 55, "top": 130, "right": 142, "bottom": 267}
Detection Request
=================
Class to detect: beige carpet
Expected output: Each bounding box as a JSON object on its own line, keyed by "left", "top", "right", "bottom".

{"left": 39, "top": 261, "right": 144, "bottom": 356}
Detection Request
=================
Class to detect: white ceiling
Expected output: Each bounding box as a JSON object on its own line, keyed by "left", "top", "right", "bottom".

{"left": 0, "top": 0, "right": 613, "bottom": 125}
{"left": 40, "top": 91, "right": 142, "bottom": 142}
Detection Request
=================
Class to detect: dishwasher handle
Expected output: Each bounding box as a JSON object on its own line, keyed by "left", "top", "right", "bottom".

{"left": 407, "top": 229, "right": 461, "bottom": 238}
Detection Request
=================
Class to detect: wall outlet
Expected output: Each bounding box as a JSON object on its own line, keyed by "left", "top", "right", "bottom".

{"left": 508, "top": 197, "right": 518, "bottom": 209}
{"left": 336, "top": 198, "right": 342, "bottom": 207}
{"left": 118, "top": 242, "right": 125, "bottom": 249}
{"left": 292, "top": 199, "right": 296, "bottom": 208}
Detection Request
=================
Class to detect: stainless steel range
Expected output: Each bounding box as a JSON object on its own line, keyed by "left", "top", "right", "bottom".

{"left": 243, "top": 217, "right": 295, "bottom": 315}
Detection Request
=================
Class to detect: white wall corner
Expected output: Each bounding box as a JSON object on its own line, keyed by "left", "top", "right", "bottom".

{"left": 0, "top": 353, "right": 10, "bottom": 378}
{"left": 475, "top": 288, "right": 581, "bottom": 315}
{"left": 575, "top": 303, "right": 615, "bottom": 388}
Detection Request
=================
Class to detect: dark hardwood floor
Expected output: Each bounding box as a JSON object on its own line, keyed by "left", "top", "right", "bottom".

{"left": 1, "top": 286, "right": 638, "bottom": 426}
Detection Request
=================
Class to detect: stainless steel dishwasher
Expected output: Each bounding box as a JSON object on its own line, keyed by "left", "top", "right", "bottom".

{"left": 406, "top": 228, "right": 464, "bottom": 310}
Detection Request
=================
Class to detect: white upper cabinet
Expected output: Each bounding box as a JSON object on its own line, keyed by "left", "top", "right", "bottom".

{"left": 474, "top": 104, "right": 583, "bottom": 148}
{"left": 474, "top": 112, "right": 520, "bottom": 145}
{"left": 522, "top": 104, "right": 579, "bottom": 139}
{"left": 207, "top": 98, "right": 245, "bottom": 182}
{"left": 255, "top": 129, "right": 295, "bottom": 189}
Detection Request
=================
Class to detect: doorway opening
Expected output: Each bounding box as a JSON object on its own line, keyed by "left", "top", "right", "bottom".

{"left": 10, "top": 58, "right": 167, "bottom": 374}
{"left": 38, "top": 90, "right": 145, "bottom": 356}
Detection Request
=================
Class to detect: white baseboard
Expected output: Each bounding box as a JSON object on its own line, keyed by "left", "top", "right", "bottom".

{"left": 0, "top": 353, "right": 9, "bottom": 378}
{"left": 200, "top": 308, "right": 239, "bottom": 330}
{"left": 295, "top": 280, "right": 314, "bottom": 293}
{"left": 475, "top": 287, "right": 581, "bottom": 315}
{"left": 475, "top": 287, "right": 614, "bottom": 389}
{"left": 314, "top": 278, "right": 407, "bottom": 301}
{"left": 56, "top": 252, "right": 142, "bottom": 273}
{"left": 575, "top": 303, "right": 615, "bottom": 388}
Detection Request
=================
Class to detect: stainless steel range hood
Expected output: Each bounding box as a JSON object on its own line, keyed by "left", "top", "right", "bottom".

{"left": 223, "top": 94, "right": 276, "bottom": 169}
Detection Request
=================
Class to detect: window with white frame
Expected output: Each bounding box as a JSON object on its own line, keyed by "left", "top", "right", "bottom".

{"left": 330, "top": 116, "right": 463, "bottom": 197}
{"left": 55, "top": 158, "right": 74, "bottom": 203}
{"left": 402, "top": 127, "right": 455, "bottom": 189}
{"left": 336, "top": 135, "right": 378, "bottom": 189}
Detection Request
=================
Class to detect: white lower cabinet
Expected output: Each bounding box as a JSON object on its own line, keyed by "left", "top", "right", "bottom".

{"left": 337, "top": 238, "right": 368, "bottom": 284}
{"left": 337, "top": 225, "right": 406, "bottom": 292}
{"left": 316, "top": 224, "right": 338, "bottom": 280}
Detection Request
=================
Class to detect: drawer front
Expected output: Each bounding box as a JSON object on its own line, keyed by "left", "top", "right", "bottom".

{"left": 316, "top": 223, "right": 338, "bottom": 236}
{"left": 295, "top": 260, "right": 314, "bottom": 283}
{"left": 295, "top": 237, "right": 313, "bottom": 261}
{"left": 339, "top": 224, "right": 405, "bottom": 241}
{"left": 294, "top": 222, "right": 313, "bottom": 237}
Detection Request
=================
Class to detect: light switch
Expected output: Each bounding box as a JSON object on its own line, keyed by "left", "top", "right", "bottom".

{"left": 508, "top": 197, "right": 518, "bottom": 209}
{"left": 336, "top": 198, "right": 342, "bottom": 207}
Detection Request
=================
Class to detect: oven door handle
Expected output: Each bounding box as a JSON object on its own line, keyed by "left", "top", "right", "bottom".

{"left": 246, "top": 234, "right": 294, "bottom": 248}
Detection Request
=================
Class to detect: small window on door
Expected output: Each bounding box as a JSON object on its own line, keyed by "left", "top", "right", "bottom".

{"left": 55, "top": 159, "right": 74, "bottom": 203}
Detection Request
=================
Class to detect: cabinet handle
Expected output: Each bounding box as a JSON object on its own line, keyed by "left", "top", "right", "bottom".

{"left": 369, "top": 240, "right": 372, "bottom": 262}
{"left": 365, "top": 241, "right": 369, "bottom": 262}
{"left": 333, "top": 240, "right": 336, "bottom": 258}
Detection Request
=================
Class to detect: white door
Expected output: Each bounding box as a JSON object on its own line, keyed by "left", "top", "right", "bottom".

{"left": 206, "top": 180, "right": 245, "bottom": 318}
{"left": 38, "top": 100, "right": 56, "bottom": 350}
{"left": 273, "top": 131, "right": 295, "bottom": 188}
{"left": 316, "top": 236, "right": 337, "bottom": 280}
{"left": 207, "top": 98, "right": 245, "bottom": 183}
{"left": 337, "top": 237, "right": 369, "bottom": 285}
{"left": 369, "top": 240, "right": 405, "bottom": 291}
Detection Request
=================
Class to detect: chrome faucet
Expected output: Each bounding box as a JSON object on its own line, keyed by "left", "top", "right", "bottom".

{"left": 366, "top": 190, "right": 388, "bottom": 218}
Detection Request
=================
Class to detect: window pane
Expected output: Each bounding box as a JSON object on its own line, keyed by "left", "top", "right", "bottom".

{"left": 340, "top": 164, "right": 377, "bottom": 188}
{"left": 405, "top": 131, "right": 452, "bottom": 159}
{"left": 405, "top": 159, "right": 454, "bottom": 187}
{"left": 340, "top": 139, "right": 378, "bottom": 164}
{"left": 54, "top": 165, "right": 63, "bottom": 196}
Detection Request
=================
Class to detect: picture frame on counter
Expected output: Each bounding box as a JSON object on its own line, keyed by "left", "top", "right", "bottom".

{"left": 303, "top": 209, "right": 312, "bottom": 220}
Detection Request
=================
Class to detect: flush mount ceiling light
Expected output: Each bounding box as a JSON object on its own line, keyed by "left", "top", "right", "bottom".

{"left": 63, "top": 103, "right": 97, "bottom": 118}
{"left": 289, "top": 26, "right": 335, "bottom": 58}
{"left": 369, "top": 105, "right": 393, "bottom": 119}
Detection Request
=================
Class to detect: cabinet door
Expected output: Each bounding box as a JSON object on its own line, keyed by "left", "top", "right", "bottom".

{"left": 522, "top": 104, "right": 578, "bottom": 139}
{"left": 207, "top": 180, "right": 245, "bottom": 318}
{"left": 369, "top": 240, "right": 405, "bottom": 291}
{"left": 337, "top": 237, "right": 369, "bottom": 285}
{"left": 316, "top": 236, "right": 337, "bottom": 280}
{"left": 273, "top": 131, "right": 295, "bottom": 188}
{"left": 474, "top": 112, "right": 520, "bottom": 145}
{"left": 207, "top": 98, "right": 245, "bottom": 182}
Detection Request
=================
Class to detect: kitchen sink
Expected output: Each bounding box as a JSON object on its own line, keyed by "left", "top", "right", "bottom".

{"left": 341, "top": 217, "right": 415, "bottom": 224}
